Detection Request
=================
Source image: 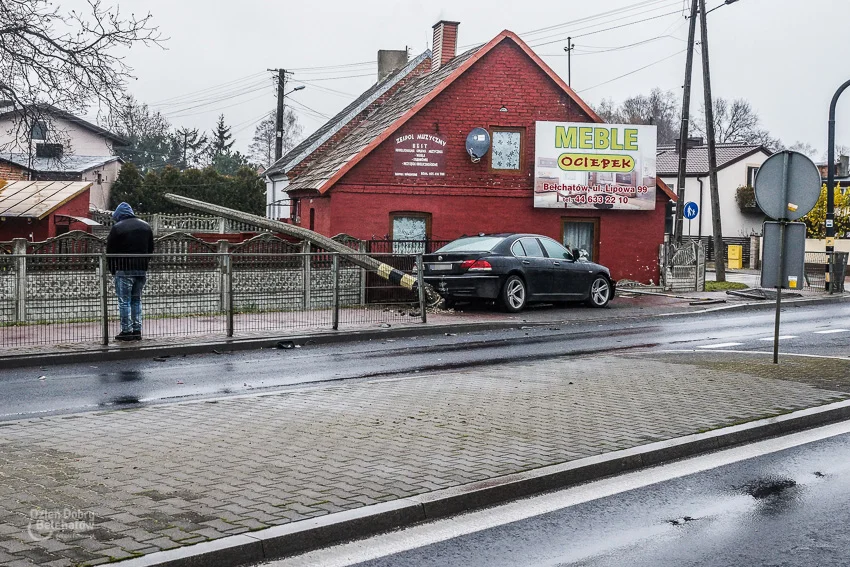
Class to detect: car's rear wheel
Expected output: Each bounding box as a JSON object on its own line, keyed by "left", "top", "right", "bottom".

{"left": 500, "top": 275, "right": 527, "bottom": 312}
{"left": 585, "top": 275, "right": 611, "bottom": 308}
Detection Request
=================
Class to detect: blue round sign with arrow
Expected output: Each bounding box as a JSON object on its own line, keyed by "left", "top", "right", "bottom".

{"left": 683, "top": 201, "right": 699, "bottom": 220}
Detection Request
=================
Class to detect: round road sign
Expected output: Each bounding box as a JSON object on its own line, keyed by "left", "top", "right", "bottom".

{"left": 754, "top": 150, "right": 821, "bottom": 221}
{"left": 683, "top": 201, "right": 699, "bottom": 219}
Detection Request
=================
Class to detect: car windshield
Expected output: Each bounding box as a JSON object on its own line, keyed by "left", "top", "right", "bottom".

{"left": 436, "top": 236, "right": 504, "bottom": 253}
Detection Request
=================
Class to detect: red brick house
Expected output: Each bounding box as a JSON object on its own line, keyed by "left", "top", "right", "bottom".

{"left": 268, "top": 21, "right": 675, "bottom": 282}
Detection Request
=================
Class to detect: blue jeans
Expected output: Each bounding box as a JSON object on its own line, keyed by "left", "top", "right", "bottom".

{"left": 115, "top": 275, "right": 146, "bottom": 333}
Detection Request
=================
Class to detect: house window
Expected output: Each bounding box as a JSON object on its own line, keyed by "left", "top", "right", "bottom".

{"left": 563, "top": 218, "right": 599, "bottom": 262}
{"left": 390, "top": 212, "right": 431, "bottom": 254}
{"left": 490, "top": 128, "right": 523, "bottom": 171}
{"left": 747, "top": 166, "right": 759, "bottom": 187}
{"left": 291, "top": 198, "right": 301, "bottom": 223}
{"left": 31, "top": 121, "right": 47, "bottom": 140}
{"left": 309, "top": 208, "right": 315, "bottom": 231}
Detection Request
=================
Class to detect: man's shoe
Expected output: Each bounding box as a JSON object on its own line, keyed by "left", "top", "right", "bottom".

{"left": 115, "top": 331, "right": 136, "bottom": 342}
{"left": 131, "top": 330, "right": 142, "bottom": 341}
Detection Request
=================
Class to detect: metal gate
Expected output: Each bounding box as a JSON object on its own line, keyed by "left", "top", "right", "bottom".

{"left": 660, "top": 240, "right": 706, "bottom": 292}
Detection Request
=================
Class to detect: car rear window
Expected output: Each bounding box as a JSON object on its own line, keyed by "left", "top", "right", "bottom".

{"left": 436, "top": 237, "right": 504, "bottom": 252}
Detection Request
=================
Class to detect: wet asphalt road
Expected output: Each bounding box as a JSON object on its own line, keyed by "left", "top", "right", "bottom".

{"left": 288, "top": 427, "right": 850, "bottom": 567}
{"left": 1, "top": 300, "right": 848, "bottom": 420}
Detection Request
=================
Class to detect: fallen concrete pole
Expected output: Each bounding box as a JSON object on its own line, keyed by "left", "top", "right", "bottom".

{"left": 163, "top": 194, "right": 442, "bottom": 306}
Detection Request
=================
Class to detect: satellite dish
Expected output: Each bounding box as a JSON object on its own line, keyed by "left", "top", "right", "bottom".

{"left": 466, "top": 128, "right": 490, "bottom": 163}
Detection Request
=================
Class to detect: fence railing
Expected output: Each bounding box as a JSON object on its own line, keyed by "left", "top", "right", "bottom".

{"left": 0, "top": 252, "right": 424, "bottom": 349}
{"left": 89, "top": 211, "right": 273, "bottom": 236}
{"left": 803, "top": 251, "right": 849, "bottom": 292}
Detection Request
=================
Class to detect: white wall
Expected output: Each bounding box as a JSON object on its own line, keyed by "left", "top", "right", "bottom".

{"left": 265, "top": 176, "right": 291, "bottom": 220}
{"left": 662, "top": 152, "right": 770, "bottom": 238}
{"left": 81, "top": 160, "right": 122, "bottom": 210}
{"left": 0, "top": 115, "right": 113, "bottom": 156}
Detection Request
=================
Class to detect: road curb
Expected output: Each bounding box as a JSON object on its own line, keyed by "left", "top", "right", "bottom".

{"left": 118, "top": 398, "right": 850, "bottom": 567}
{"left": 3, "top": 293, "right": 847, "bottom": 369}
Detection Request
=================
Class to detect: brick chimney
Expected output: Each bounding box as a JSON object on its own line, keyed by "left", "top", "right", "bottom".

{"left": 431, "top": 20, "right": 460, "bottom": 73}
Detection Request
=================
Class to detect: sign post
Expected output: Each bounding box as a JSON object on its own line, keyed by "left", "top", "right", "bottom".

{"left": 754, "top": 150, "right": 822, "bottom": 364}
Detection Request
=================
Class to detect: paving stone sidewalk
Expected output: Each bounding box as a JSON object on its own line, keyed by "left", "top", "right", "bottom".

{"left": 1, "top": 353, "right": 849, "bottom": 566}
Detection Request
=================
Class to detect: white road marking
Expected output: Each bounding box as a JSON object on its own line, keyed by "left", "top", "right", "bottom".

{"left": 260, "top": 420, "right": 850, "bottom": 567}
{"left": 697, "top": 342, "right": 743, "bottom": 349}
{"left": 814, "top": 329, "right": 850, "bottom": 334}
{"left": 659, "top": 349, "right": 850, "bottom": 361}
{"left": 758, "top": 336, "right": 797, "bottom": 341}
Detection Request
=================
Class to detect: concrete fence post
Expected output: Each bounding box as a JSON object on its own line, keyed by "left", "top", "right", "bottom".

{"left": 219, "top": 217, "right": 227, "bottom": 234}
{"left": 359, "top": 240, "right": 367, "bottom": 305}
{"left": 416, "top": 254, "right": 426, "bottom": 324}
{"left": 302, "top": 241, "right": 311, "bottom": 310}
{"left": 217, "top": 240, "right": 232, "bottom": 336}
{"left": 332, "top": 253, "right": 340, "bottom": 330}
{"left": 151, "top": 214, "right": 160, "bottom": 236}
{"left": 99, "top": 253, "right": 109, "bottom": 345}
{"left": 12, "top": 238, "right": 26, "bottom": 323}
{"left": 749, "top": 234, "right": 760, "bottom": 270}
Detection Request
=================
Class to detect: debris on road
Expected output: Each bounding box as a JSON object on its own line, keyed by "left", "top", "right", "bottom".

{"left": 276, "top": 341, "right": 295, "bottom": 349}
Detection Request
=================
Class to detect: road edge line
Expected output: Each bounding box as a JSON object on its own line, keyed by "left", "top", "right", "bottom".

{"left": 116, "top": 398, "right": 850, "bottom": 567}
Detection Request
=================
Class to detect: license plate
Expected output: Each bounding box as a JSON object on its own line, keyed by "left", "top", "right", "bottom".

{"left": 430, "top": 263, "right": 453, "bottom": 271}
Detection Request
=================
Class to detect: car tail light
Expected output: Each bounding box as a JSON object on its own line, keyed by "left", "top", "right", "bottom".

{"left": 461, "top": 259, "right": 492, "bottom": 271}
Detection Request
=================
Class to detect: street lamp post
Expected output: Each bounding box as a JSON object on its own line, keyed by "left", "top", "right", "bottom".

{"left": 826, "top": 79, "right": 850, "bottom": 293}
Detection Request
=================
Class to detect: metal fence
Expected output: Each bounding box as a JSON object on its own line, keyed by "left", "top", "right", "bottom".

{"left": 802, "top": 251, "right": 849, "bottom": 292}
{"left": 0, "top": 252, "right": 424, "bottom": 349}
{"left": 682, "top": 236, "right": 754, "bottom": 266}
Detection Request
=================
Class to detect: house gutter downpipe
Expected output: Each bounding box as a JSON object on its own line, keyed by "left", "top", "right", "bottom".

{"left": 826, "top": 79, "right": 850, "bottom": 293}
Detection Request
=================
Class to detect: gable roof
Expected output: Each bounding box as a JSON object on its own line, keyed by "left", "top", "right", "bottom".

{"left": 285, "top": 30, "right": 602, "bottom": 195}
{"left": 657, "top": 178, "right": 676, "bottom": 201}
{"left": 656, "top": 143, "right": 770, "bottom": 177}
{"left": 0, "top": 180, "right": 92, "bottom": 219}
{"left": 0, "top": 104, "right": 127, "bottom": 146}
{"left": 0, "top": 153, "right": 123, "bottom": 174}
{"left": 265, "top": 50, "right": 432, "bottom": 178}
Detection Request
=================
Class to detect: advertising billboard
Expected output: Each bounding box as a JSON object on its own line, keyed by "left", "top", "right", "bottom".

{"left": 534, "top": 122, "right": 657, "bottom": 210}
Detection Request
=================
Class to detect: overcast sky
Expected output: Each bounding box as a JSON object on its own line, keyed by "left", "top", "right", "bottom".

{"left": 100, "top": 0, "right": 849, "bottom": 158}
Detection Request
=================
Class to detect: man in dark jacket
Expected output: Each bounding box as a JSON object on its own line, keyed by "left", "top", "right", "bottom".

{"left": 106, "top": 202, "right": 154, "bottom": 341}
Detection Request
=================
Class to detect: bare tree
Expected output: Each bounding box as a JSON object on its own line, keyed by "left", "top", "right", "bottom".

{"left": 0, "top": 0, "right": 162, "bottom": 144}
{"left": 249, "top": 109, "right": 302, "bottom": 168}
{"left": 787, "top": 141, "right": 818, "bottom": 159}
{"left": 694, "top": 97, "right": 781, "bottom": 150}
{"left": 592, "top": 89, "right": 679, "bottom": 145}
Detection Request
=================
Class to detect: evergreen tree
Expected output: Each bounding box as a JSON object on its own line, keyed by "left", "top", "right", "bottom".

{"left": 109, "top": 162, "right": 144, "bottom": 209}
{"left": 175, "top": 127, "right": 208, "bottom": 169}
{"left": 107, "top": 97, "right": 182, "bottom": 172}
{"left": 209, "top": 114, "right": 235, "bottom": 157}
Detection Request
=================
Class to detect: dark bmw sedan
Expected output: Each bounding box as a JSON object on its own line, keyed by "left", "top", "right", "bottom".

{"left": 421, "top": 234, "right": 615, "bottom": 312}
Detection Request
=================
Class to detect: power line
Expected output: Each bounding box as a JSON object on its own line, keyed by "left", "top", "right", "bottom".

{"left": 160, "top": 82, "right": 272, "bottom": 118}
{"left": 519, "top": 0, "right": 675, "bottom": 38}
{"left": 164, "top": 89, "right": 274, "bottom": 119}
{"left": 530, "top": 8, "right": 683, "bottom": 47}
{"left": 576, "top": 49, "right": 687, "bottom": 93}
{"left": 287, "top": 99, "right": 330, "bottom": 120}
{"left": 149, "top": 72, "right": 268, "bottom": 106}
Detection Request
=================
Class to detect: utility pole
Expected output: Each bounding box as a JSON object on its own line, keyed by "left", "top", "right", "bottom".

{"left": 673, "top": 0, "right": 699, "bottom": 245}
{"left": 699, "top": 0, "right": 726, "bottom": 282}
{"left": 271, "top": 68, "right": 288, "bottom": 163}
{"left": 563, "top": 37, "right": 575, "bottom": 87}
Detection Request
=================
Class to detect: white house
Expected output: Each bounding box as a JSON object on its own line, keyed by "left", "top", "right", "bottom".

{"left": 0, "top": 104, "right": 126, "bottom": 210}
{"left": 658, "top": 141, "right": 772, "bottom": 237}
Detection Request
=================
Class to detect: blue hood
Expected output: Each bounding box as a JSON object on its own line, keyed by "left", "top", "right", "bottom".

{"left": 112, "top": 202, "right": 135, "bottom": 222}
